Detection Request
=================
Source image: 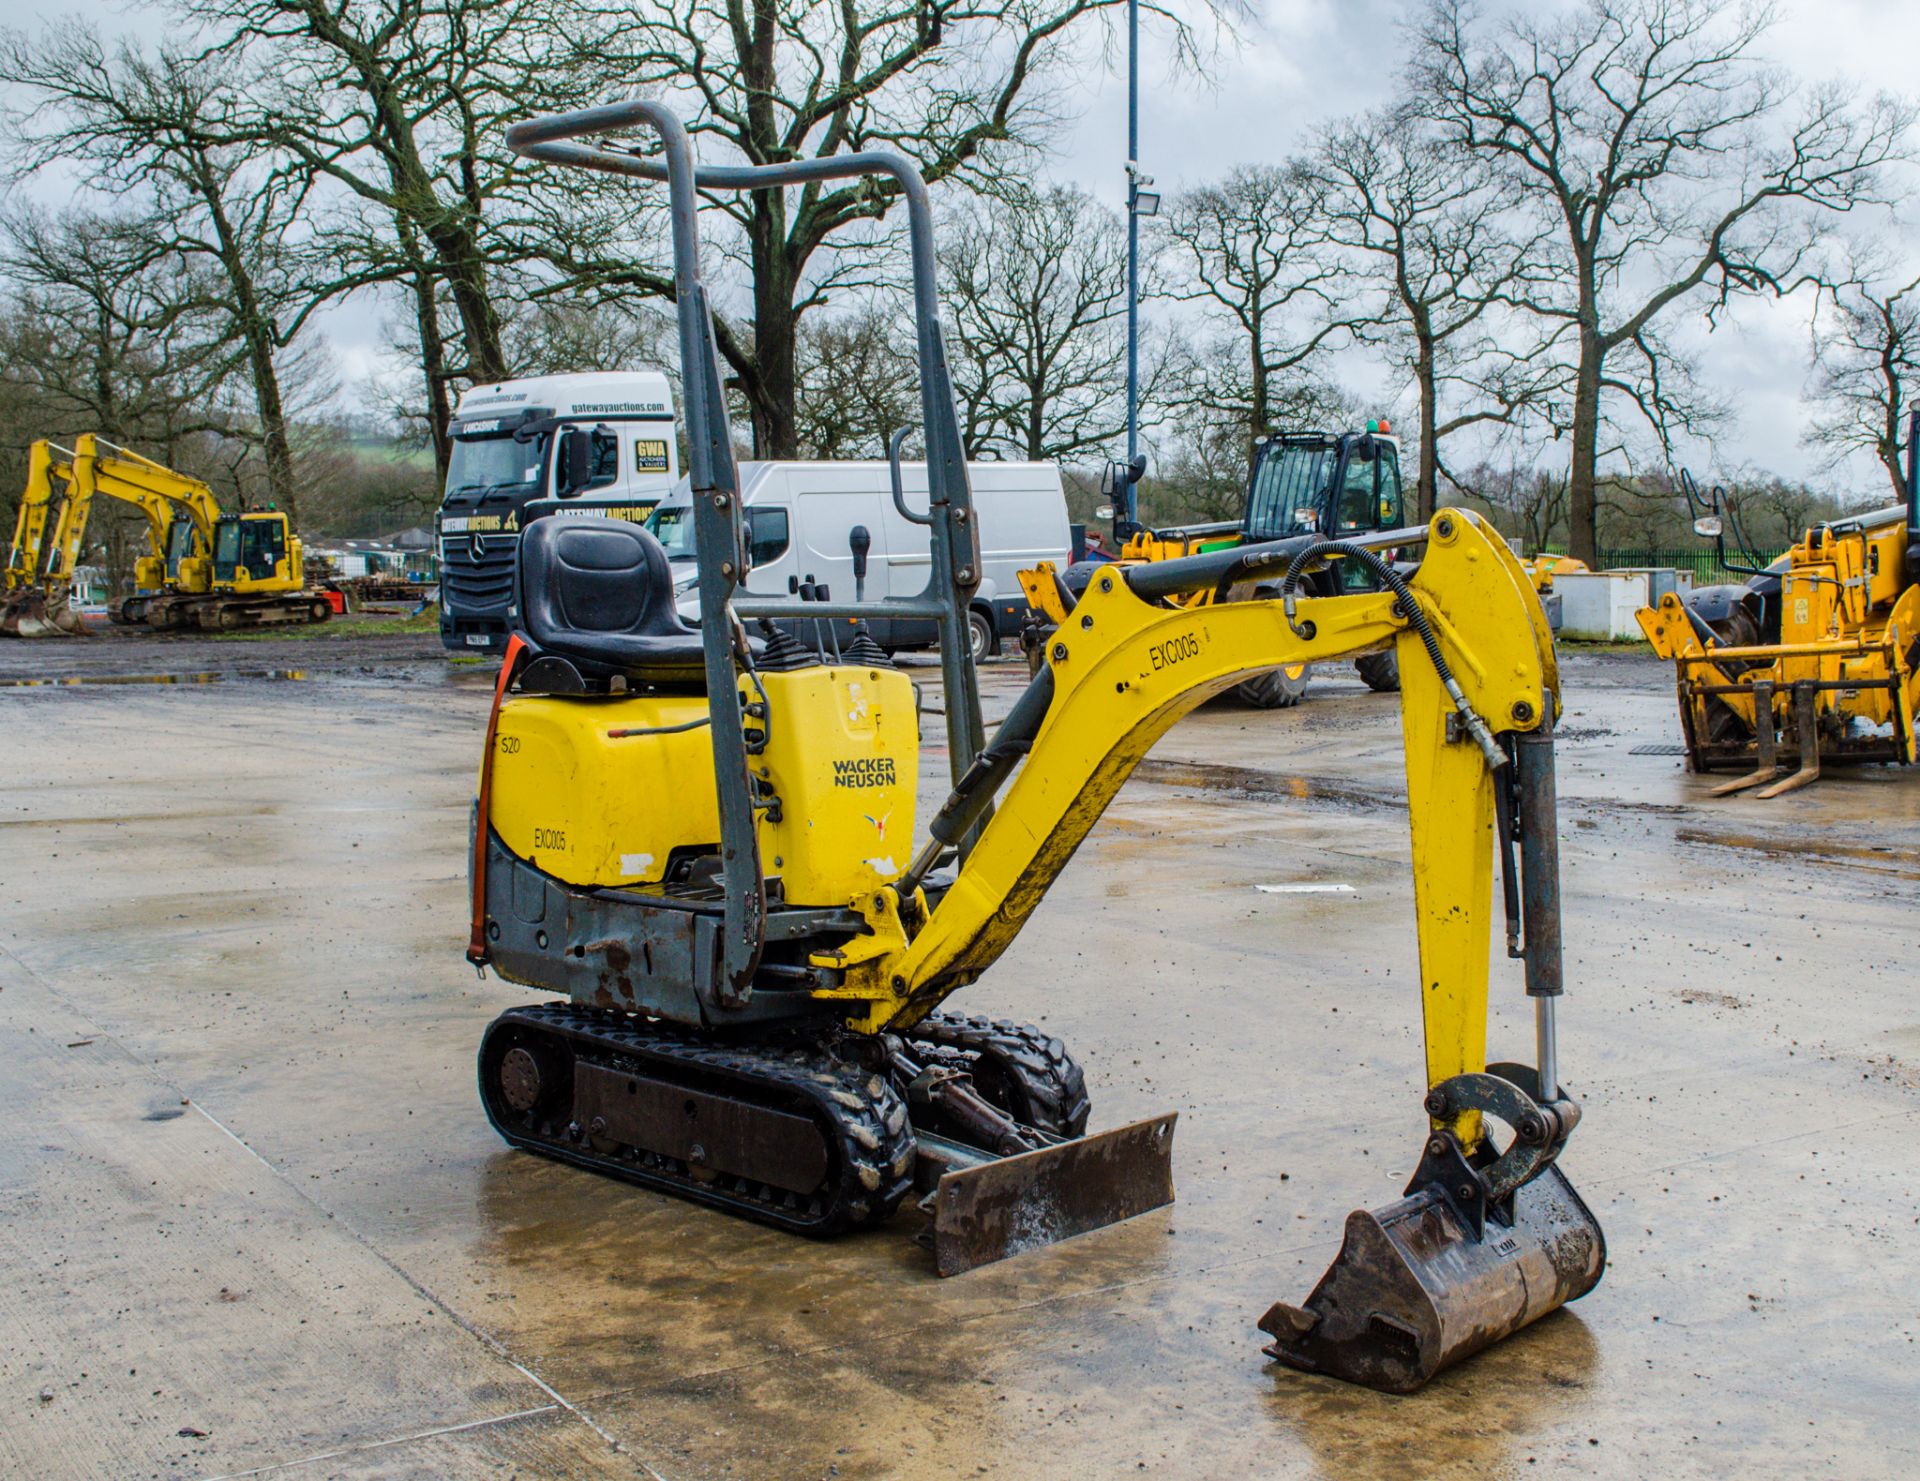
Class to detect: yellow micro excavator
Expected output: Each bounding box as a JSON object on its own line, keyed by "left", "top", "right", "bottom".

{"left": 464, "top": 102, "right": 1604, "bottom": 1396}
{"left": 1637, "top": 443, "right": 1920, "bottom": 796}
{"left": 3, "top": 440, "right": 87, "bottom": 637}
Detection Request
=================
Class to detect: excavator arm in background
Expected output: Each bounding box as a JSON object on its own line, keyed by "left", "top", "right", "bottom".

{"left": 2, "top": 441, "right": 87, "bottom": 638}
{"left": 69, "top": 435, "right": 222, "bottom": 623}
{"left": 4, "top": 440, "right": 62, "bottom": 591}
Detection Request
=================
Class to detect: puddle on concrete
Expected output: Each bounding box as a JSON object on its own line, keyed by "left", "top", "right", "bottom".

{"left": 1675, "top": 826, "right": 1920, "bottom": 879}
{"left": 1132, "top": 757, "right": 1401, "bottom": 813}
{"left": 0, "top": 669, "right": 310, "bottom": 689}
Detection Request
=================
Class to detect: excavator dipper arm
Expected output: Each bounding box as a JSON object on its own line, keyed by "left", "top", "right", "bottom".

{"left": 816, "top": 508, "right": 1602, "bottom": 1392}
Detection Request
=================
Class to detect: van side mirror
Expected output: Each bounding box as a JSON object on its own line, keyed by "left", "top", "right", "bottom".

{"left": 558, "top": 429, "right": 592, "bottom": 495}
{"left": 849, "top": 524, "right": 871, "bottom": 582}
{"left": 1694, "top": 515, "right": 1723, "bottom": 538}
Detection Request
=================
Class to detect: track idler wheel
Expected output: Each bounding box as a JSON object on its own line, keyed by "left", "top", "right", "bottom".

{"left": 1260, "top": 1069, "right": 1604, "bottom": 1393}
{"left": 905, "top": 1012, "right": 1090, "bottom": 1138}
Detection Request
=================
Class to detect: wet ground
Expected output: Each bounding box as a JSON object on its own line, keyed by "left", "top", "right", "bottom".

{"left": 1, "top": 632, "right": 1916, "bottom": 1479}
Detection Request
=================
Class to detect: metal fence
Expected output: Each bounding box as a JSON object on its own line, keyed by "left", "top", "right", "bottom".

{"left": 1570, "top": 548, "right": 1744, "bottom": 585}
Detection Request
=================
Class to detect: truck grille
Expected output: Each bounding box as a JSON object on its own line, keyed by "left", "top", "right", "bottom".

{"left": 440, "top": 536, "right": 517, "bottom": 612}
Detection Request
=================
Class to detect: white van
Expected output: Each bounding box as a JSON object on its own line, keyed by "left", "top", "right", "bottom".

{"left": 648, "top": 461, "right": 1070, "bottom": 660}
{"left": 436, "top": 370, "right": 679, "bottom": 652}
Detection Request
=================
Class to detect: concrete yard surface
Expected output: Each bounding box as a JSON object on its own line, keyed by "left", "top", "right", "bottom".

{"left": 1, "top": 636, "right": 1916, "bottom": 1479}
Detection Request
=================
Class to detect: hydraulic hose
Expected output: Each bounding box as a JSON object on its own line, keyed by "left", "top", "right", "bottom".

{"left": 1278, "top": 540, "right": 1507, "bottom": 773}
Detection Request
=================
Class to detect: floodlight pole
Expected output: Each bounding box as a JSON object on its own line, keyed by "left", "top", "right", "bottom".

{"left": 1126, "top": 0, "right": 1140, "bottom": 478}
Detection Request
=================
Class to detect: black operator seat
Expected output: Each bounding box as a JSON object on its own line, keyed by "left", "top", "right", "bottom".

{"left": 514, "top": 516, "right": 711, "bottom": 690}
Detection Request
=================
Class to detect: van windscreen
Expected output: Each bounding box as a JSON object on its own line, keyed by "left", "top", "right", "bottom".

{"left": 649, "top": 505, "right": 696, "bottom": 558}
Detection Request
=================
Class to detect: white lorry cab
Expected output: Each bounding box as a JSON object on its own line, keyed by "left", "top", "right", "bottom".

{"left": 647, "top": 460, "right": 1070, "bottom": 661}
{"left": 436, "top": 371, "right": 679, "bottom": 652}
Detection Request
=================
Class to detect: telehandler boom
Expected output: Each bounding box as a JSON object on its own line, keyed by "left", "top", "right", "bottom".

{"left": 466, "top": 101, "right": 1604, "bottom": 1395}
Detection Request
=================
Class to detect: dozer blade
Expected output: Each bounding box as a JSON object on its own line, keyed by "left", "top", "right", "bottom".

{"left": 923, "top": 1113, "right": 1177, "bottom": 1277}
{"left": 1260, "top": 1161, "right": 1604, "bottom": 1394}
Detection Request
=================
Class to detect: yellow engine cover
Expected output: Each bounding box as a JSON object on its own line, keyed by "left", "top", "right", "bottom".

{"left": 485, "top": 663, "right": 918, "bottom": 905}
{"left": 488, "top": 692, "right": 723, "bottom": 886}
{"left": 753, "top": 665, "right": 918, "bottom": 906}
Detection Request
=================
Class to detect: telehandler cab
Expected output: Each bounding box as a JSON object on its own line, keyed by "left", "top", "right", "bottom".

{"left": 466, "top": 100, "right": 1604, "bottom": 1394}
{"left": 1020, "top": 428, "right": 1410, "bottom": 706}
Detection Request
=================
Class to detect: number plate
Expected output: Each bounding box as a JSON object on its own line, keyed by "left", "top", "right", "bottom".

{"left": 465, "top": 633, "right": 492, "bottom": 647}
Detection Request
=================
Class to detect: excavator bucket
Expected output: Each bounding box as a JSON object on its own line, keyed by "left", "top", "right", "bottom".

{"left": 1260, "top": 1153, "right": 1604, "bottom": 1393}
{"left": 917, "top": 1114, "right": 1177, "bottom": 1277}
{"left": 0, "top": 589, "right": 81, "bottom": 638}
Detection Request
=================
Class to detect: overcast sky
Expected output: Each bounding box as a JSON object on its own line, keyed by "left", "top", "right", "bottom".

{"left": 11, "top": 0, "right": 1919, "bottom": 498}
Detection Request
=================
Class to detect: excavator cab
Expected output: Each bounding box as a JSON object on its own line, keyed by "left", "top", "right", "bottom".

{"left": 210, "top": 512, "right": 298, "bottom": 591}
{"left": 468, "top": 100, "right": 1603, "bottom": 1393}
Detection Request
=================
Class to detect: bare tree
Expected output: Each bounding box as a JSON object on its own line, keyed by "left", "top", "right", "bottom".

{"left": 568, "top": 0, "right": 1225, "bottom": 458}
{"left": 940, "top": 185, "right": 1139, "bottom": 462}
{"left": 792, "top": 304, "right": 920, "bottom": 460}
{"left": 0, "top": 207, "right": 239, "bottom": 454}
{"left": 1419, "top": 0, "right": 1913, "bottom": 562}
{"left": 1456, "top": 460, "right": 1570, "bottom": 553}
{"left": 1310, "top": 108, "right": 1570, "bottom": 519}
{"left": 0, "top": 26, "right": 370, "bottom": 519}
{"left": 1154, "top": 163, "right": 1364, "bottom": 459}
{"left": 1803, "top": 242, "right": 1920, "bottom": 501}
{"left": 174, "top": 0, "right": 579, "bottom": 474}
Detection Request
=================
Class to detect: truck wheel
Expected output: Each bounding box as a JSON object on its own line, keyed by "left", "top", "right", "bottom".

{"left": 1235, "top": 663, "right": 1310, "bottom": 709}
{"left": 1355, "top": 650, "right": 1400, "bottom": 693}
{"left": 967, "top": 609, "right": 996, "bottom": 664}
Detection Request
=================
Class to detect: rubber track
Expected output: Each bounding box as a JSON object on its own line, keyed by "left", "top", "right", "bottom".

{"left": 908, "top": 1011, "right": 1092, "bottom": 1139}
{"left": 480, "top": 1002, "right": 916, "bottom": 1236}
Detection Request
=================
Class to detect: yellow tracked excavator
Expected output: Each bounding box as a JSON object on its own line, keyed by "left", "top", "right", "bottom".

{"left": 2, "top": 436, "right": 332, "bottom": 637}
{"left": 464, "top": 102, "right": 1605, "bottom": 1395}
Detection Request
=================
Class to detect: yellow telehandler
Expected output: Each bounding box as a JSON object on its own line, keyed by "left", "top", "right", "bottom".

{"left": 460, "top": 102, "right": 1605, "bottom": 1397}
{"left": 1018, "top": 429, "right": 1410, "bottom": 707}
{"left": 1637, "top": 448, "right": 1920, "bottom": 796}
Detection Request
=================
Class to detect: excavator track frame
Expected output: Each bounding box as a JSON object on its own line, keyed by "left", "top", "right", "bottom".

{"left": 479, "top": 1002, "right": 917, "bottom": 1236}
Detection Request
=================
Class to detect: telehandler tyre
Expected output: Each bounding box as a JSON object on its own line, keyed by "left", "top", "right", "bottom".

{"left": 1355, "top": 650, "right": 1400, "bottom": 693}
{"left": 1234, "top": 663, "right": 1310, "bottom": 709}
